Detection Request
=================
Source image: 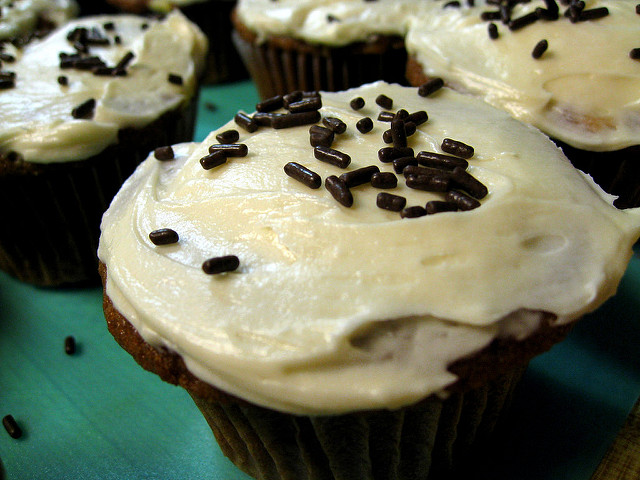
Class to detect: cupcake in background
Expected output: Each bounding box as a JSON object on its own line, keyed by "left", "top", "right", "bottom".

{"left": 232, "top": 0, "right": 424, "bottom": 99}
{"left": 0, "top": 0, "right": 78, "bottom": 44}
{"left": 98, "top": 81, "right": 640, "bottom": 479}
{"left": 405, "top": 0, "right": 640, "bottom": 208}
{"left": 0, "top": 11, "right": 207, "bottom": 286}
{"left": 106, "top": 0, "right": 247, "bottom": 84}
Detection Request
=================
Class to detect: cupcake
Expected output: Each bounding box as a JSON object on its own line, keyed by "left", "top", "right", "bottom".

{"left": 0, "top": 0, "right": 78, "bottom": 44}
{"left": 98, "top": 82, "right": 640, "bottom": 479}
{"left": 0, "top": 11, "right": 207, "bottom": 286}
{"left": 105, "top": 0, "right": 247, "bottom": 84}
{"left": 232, "top": 0, "right": 424, "bottom": 99}
{"left": 404, "top": 0, "right": 640, "bottom": 208}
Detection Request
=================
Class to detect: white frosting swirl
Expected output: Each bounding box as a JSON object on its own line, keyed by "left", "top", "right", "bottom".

{"left": 0, "top": 11, "right": 207, "bottom": 163}
{"left": 405, "top": 0, "right": 640, "bottom": 151}
{"left": 98, "top": 82, "right": 640, "bottom": 415}
{"left": 0, "top": 0, "right": 78, "bottom": 40}
{"left": 236, "top": 0, "right": 640, "bottom": 151}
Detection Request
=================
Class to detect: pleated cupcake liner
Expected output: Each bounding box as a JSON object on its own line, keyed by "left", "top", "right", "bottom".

{"left": 190, "top": 365, "right": 526, "bottom": 480}
{"left": 0, "top": 98, "right": 197, "bottom": 287}
{"left": 232, "top": 24, "right": 408, "bottom": 100}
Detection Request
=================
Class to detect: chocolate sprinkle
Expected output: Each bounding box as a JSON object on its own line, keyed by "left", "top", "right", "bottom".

{"left": 488, "top": 22, "right": 499, "bottom": 39}
{"left": 200, "top": 151, "right": 227, "bottom": 170}
{"left": 356, "top": 117, "right": 374, "bottom": 134}
{"left": 441, "top": 138, "right": 474, "bottom": 159}
{"left": 309, "top": 125, "right": 335, "bottom": 148}
{"left": 378, "top": 146, "right": 414, "bottom": 163}
{"left": 405, "top": 110, "right": 428, "bottom": 126}
{"left": 323, "top": 117, "right": 347, "bottom": 134}
{"left": 234, "top": 111, "right": 258, "bottom": 132}
{"left": 71, "top": 98, "right": 96, "bottom": 119}
{"left": 350, "top": 97, "right": 365, "bottom": 110}
{"left": 446, "top": 190, "right": 481, "bottom": 211}
{"left": 208, "top": 143, "right": 248, "bottom": 157}
{"left": 2, "top": 415, "right": 22, "bottom": 439}
{"left": 256, "top": 95, "right": 283, "bottom": 112}
{"left": 271, "top": 111, "right": 321, "bottom": 129}
{"left": 149, "top": 228, "right": 179, "bottom": 245}
{"left": 392, "top": 156, "right": 418, "bottom": 174}
{"left": 216, "top": 129, "right": 240, "bottom": 144}
{"left": 532, "top": 39, "right": 549, "bottom": 59}
{"left": 375, "top": 94, "right": 393, "bottom": 110}
{"left": 339, "top": 165, "right": 380, "bottom": 188}
{"left": 57, "top": 75, "right": 69, "bottom": 86}
{"left": 377, "top": 192, "right": 406, "bottom": 212}
{"left": 325, "top": 175, "right": 353, "bottom": 207}
{"left": 630, "top": 48, "right": 640, "bottom": 60}
{"left": 288, "top": 96, "right": 322, "bottom": 113}
{"left": 417, "top": 151, "right": 469, "bottom": 170}
{"left": 451, "top": 167, "right": 488, "bottom": 199}
{"left": 426, "top": 200, "right": 458, "bottom": 215}
{"left": 371, "top": 172, "right": 398, "bottom": 189}
{"left": 378, "top": 111, "right": 395, "bottom": 122}
{"left": 154, "top": 146, "right": 174, "bottom": 161}
{"left": 64, "top": 336, "right": 76, "bottom": 355}
{"left": 401, "top": 206, "right": 427, "bottom": 219}
{"left": 391, "top": 119, "right": 408, "bottom": 148}
{"left": 418, "top": 77, "right": 444, "bottom": 97}
{"left": 284, "top": 162, "right": 322, "bottom": 189}
{"left": 202, "top": 255, "right": 240, "bottom": 275}
{"left": 168, "top": 73, "right": 183, "bottom": 85}
{"left": 314, "top": 146, "right": 351, "bottom": 168}
{"left": 406, "top": 174, "right": 451, "bottom": 192}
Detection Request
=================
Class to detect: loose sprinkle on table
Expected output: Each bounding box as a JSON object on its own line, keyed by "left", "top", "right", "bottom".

{"left": 2, "top": 415, "right": 22, "bottom": 439}
{"left": 149, "top": 228, "right": 179, "bottom": 245}
{"left": 64, "top": 336, "right": 76, "bottom": 355}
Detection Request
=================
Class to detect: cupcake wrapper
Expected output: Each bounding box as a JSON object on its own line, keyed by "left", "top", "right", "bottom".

{"left": 190, "top": 366, "right": 525, "bottom": 480}
{"left": 179, "top": 1, "right": 248, "bottom": 84}
{"left": 0, "top": 98, "right": 197, "bottom": 286}
{"left": 232, "top": 27, "right": 408, "bottom": 99}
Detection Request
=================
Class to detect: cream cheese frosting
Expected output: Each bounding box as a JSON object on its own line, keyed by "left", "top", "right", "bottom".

{"left": 0, "top": 11, "right": 207, "bottom": 163}
{"left": 98, "top": 82, "right": 640, "bottom": 415}
{"left": 234, "top": 0, "right": 430, "bottom": 45}
{"left": 236, "top": 0, "right": 640, "bottom": 152}
{"left": 0, "top": 0, "right": 78, "bottom": 40}
{"left": 405, "top": 0, "right": 640, "bottom": 152}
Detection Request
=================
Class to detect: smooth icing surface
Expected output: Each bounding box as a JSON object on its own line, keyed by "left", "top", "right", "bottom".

{"left": 0, "top": 11, "right": 207, "bottom": 163}
{"left": 98, "top": 82, "right": 640, "bottom": 415}
{"left": 405, "top": 0, "right": 640, "bottom": 151}
{"left": 236, "top": 0, "right": 640, "bottom": 151}
{"left": 235, "top": 0, "right": 428, "bottom": 45}
{"left": 0, "top": 0, "right": 77, "bottom": 40}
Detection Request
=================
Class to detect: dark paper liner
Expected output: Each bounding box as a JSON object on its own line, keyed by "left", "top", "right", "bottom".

{"left": 190, "top": 366, "right": 525, "bottom": 480}
{"left": 180, "top": 1, "right": 248, "bottom": 84}
{"left": 232, "top": 13, "right": 408, "bottom": 100}
{"left": 0, "top": 98, "right": 197, "bottom": 287}
{"left": 406, "top": 56, "right": 640, "bottom": 209}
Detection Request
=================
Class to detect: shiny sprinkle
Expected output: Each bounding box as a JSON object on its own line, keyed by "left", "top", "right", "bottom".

{"left": 154, "top": 146, "right": 174, "bottom": 161}
{"left": 149, "top": 228, "right": 179, "bottom": 245}
{"left": 208, "top": 143, "right": 248, "bottom": 157}
{"left": 339, "top": 165, "right": 380, "bottom": 188}
{"left": 401, "top": 206, "right": 427, "bottom": 219}
{"left": 202, "top": 255, "right": 240, "bottom": 275}
{"left": 377, "top": 192, "right": 406, "bottom": 212}
{"left": 375, "top": 94, "right": 393, "bottom": 109}
{"left": 417, "top": 151, "right": 468, "bottom": 170}
{"left": 256, "top": 95, "right": 283, "bottom": 112}
{"left": 199, "top": 151, "right": 227, "bottom": 170}
{"left": 284, "top": 162, "right": 322, "bottom": 189}
{"left": 271, "top": 111, "right": 321, "bottom": 129}
{"left": 356, "top": 117, "right": 374, "bottom": 134}
{"left": 418, "top": 77, "right": 444, "bottom": 97}
{"left": 441, "top": 138, "right": 474, "bottom": 159}
{"left": 216, "top": 129, "right": 240, "bottom": 144}
{"left": 532, "top": 39, "right": 548, "bottom": 59}
{"left": 234, "top": 111, "right": 258, "bottom": 132}
{"left": 426, "top": 200, "right": 458, "bottom": 215}
{"left": 314, "top": 146, "right": 351, "bottom": 168}
{"left": 371, "top": 172, "right": 398, "bottom": 189}
{"left": 446, "top": 190, "right": 481, "bottom": 211}
{"left": 325, "top": 175, "right": 353, "bottom": 207}
{"left": 323, "top": 117, "right": 347, "bottom": 134}
{"left": 350, "top": 97, "right": 365, "bottom": 110}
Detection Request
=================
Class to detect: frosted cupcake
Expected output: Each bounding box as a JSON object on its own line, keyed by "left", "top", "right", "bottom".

{"left": 98, "top": 82, "right": 640, "bottom": 479}
{"left": 0, "top": 0, "right": 78, "bottom": 44}
{"left": 404, "top": 0, "right": 640, "bottom": 208}
{"left": 232, "top": 0, "right": 427, "bottom": 98}
{"left": 0, "top": 11, "right": 207, "bottom": 285}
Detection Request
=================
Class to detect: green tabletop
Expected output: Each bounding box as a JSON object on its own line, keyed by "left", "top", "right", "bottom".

{"left": 1, "top": 80, "right": 639, "bottom": 480}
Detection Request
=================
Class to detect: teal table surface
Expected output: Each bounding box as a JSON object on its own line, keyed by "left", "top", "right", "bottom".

{"left": 1, "top": 81, "right": 640, "bottom": 480}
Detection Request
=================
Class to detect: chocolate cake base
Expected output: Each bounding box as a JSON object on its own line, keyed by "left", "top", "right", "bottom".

{"left": 0, "top": 99, "right": 197, "bottom": 287}
{"left": 406, "top": 56, "right": 640, "bottom": 209}
{"left": 232, "top": 11, "right": 408, "bottom": 100}
{"left": 100, "top": 263, "right": 573, "bottom": 479}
